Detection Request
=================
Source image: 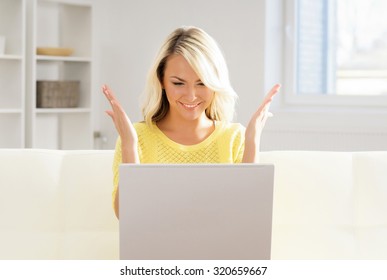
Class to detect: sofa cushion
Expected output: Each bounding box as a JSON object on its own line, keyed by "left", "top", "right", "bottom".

{"left": 0, "top": 149, "right": 118, "bottom": 260}
{"left": 260, "top": 151, "right": 355, "bottom": 259}
{"left": 0, "top": 149, "right": 63, "bottom": 259}
{"left": 353, "top": 152, "right": 387, "bottom": 259}
{"left": 2, "top": 149, "right": 387, "bottom": 260}
{"left": 59, "top": 151, "right": 118, "bottom": 259}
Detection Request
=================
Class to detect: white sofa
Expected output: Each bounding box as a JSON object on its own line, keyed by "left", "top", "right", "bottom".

{"left": 260, "top": 151, "right": 387, "bottom": 259}
{"left": 0, "top": 149, "right": 118, "bottom": 260}
{"left": 1, "top": 149, "right": 386, "bottom": 260}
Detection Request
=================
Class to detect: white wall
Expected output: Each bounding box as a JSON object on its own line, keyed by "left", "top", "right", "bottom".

{"left": 92, "top": 0, "right": 387, "bottom": 152}
{"left": 92, "top": 0, "right": 267, "bottom": 149}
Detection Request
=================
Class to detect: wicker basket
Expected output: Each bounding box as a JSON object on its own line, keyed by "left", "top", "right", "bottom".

{"left": 37, "top": 81, "right": 80, "bottom": 108}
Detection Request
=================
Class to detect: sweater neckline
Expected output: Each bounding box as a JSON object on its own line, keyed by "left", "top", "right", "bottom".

{"left": 152, "top": 121, "right": 222, "bottom": 151}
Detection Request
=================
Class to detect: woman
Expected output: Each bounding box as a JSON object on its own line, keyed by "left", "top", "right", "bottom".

{"left": 102, "top": 26, "right": 280, "bottom": 218}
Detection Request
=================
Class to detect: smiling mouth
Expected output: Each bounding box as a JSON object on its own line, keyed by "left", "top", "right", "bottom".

{"left": 180, "top": 102, "right": 200, "bottom": 109}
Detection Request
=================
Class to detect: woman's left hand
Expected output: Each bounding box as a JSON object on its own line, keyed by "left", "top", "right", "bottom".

{"left": 242, "top": 84, "right": 281, "bottom": 162}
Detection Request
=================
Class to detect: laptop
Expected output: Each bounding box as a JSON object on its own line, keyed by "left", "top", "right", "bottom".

{"left": 119, "top": 164, "right": 274, "bottom": 260}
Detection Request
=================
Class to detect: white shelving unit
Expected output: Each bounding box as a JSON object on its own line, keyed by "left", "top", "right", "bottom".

{"left": 27, "top": 0, "right": 93, "bottom": 149}
{"left": 0, "top": 0, "right": 26, "bottom": 148}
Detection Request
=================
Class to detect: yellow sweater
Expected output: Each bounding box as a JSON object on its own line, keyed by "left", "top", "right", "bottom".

{"left": 112, "top": 121, "right": 245, "bottom": 205}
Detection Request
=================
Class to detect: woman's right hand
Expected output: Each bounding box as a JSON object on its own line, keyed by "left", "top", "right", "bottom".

{"left": 102, "top": 84, "right": 139, "bottom": 163}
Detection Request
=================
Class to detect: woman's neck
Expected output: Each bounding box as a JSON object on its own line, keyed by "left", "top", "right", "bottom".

{"left": 156, "top": 114, "right": 215, "bottom": 145}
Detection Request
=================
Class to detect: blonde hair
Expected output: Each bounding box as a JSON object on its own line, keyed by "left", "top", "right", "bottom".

{"left": 141, "top": 26, "right": 238, "bottom": 126}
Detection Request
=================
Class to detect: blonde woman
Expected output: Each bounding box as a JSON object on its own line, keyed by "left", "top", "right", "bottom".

{"left": 102, "top": 26, "right": 280, "bottom": 218}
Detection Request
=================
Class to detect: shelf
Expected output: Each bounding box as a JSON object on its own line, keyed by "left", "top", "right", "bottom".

{"left": 35, "top": 108, "right": 91, "bottom": 114}
{"left": 36, "top": 0, "right": 92, "bottom": 57}
{"left": 36, "top": 55, "right": 91, "bottom": 62}
{"left": 1, "top": 0, "right": 93, "bottom": 149}
{"left": 0, "top": 55, "right": 23, "bottom": 60}
{"left": 0, "top": 0, "right": 25, "bottom": 148}
{"left": 0, "top": 0, "right": 25, "bottom": 57}
{"left": 0, "top": 109, "right": 23, "bottom": 114}
{"left": 34, "top": 111, "right": 92, "bottom": 149}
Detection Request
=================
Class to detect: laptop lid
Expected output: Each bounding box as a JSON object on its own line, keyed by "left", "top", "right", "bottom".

{"left": 119, "top": 164, "right": 274, "bottom": 260}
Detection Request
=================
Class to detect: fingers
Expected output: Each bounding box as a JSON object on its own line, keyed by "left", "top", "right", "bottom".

{"left": 102, "top": 85, "right": 110, "bottom": 101}
{"left": 102, "top": 84, "right": 118, "bottom": 104}
{"left": 102, "top": 85, "right": 122, "bottom": 126}
{"left": 102, "top": 85, "right": 123, "bottom": 114}
{"left": 256, "top": 104, "right": 274, "bottom": 128}
{"left": 102, "top": 84, "right": 136, "bottom": 142}
{"left": 262, "top": 83, "right": 281, "bottom": 106}
{"left": 259, "top": 105, "right": 271, "bottom": 122}
{"left": 257, "top": 83, "right": 281, "bottom": 114}
{"left": 268, "top": 83, "right": 281, "bottom": 97}
{"left": 250, "top": 83, "right": 280, "bottom": 125}
{"left": 105, "top": 110, "right": 114, "bottom": 119}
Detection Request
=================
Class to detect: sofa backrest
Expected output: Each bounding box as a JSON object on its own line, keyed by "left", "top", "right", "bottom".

{"left": 260, "top": 151, "right": 387, "bottom": 259}
{"left": 0, "top": 149, "right": 118, "bottom": 260}
{"left": 59, "top": 150, "right": 119, "bottom": 259}
{"left": 0, "top": 150, "right": 64, "bottom": 259}
{"left": 1, "top": 149, "right": 387, "bottom": 260}
{"left": 352, "top": 152, "right": 387, "bottom": 259}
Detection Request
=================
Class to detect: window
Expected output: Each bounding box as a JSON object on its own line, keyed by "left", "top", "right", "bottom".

{"left": 286, "top": 0, "right": 387, "bottom": 101}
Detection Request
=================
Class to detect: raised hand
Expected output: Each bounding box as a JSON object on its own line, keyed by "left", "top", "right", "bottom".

{"left": 242, "top": 84, "right": 281, "bottom": 163}
{"left": 102, "top": 84, "right": 139, "bottom": 163}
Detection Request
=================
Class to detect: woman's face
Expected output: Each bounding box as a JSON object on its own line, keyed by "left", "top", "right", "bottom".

{"left": 162, "top": 54, "right": 214, "bottom": 122}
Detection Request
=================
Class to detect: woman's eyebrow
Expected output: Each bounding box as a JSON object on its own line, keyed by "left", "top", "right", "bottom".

{"left": 170, "top": 76, "right": 202, "bottom": 83}
{"left": 170, "top": 76, "right": 185, "bottom": 81}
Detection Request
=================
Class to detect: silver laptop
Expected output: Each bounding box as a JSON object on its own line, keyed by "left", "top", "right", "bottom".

{"left": 119, "top": 164, "right": 274, "bottom": 260}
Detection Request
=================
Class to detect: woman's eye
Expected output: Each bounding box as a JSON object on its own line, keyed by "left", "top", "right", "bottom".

{"left": 172, "top": 82, "right": 184, "bottom": 86}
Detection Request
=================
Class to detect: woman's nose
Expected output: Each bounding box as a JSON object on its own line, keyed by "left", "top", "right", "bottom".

{"left": 185, "top": 87, "right": 197, "bottom": 101}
